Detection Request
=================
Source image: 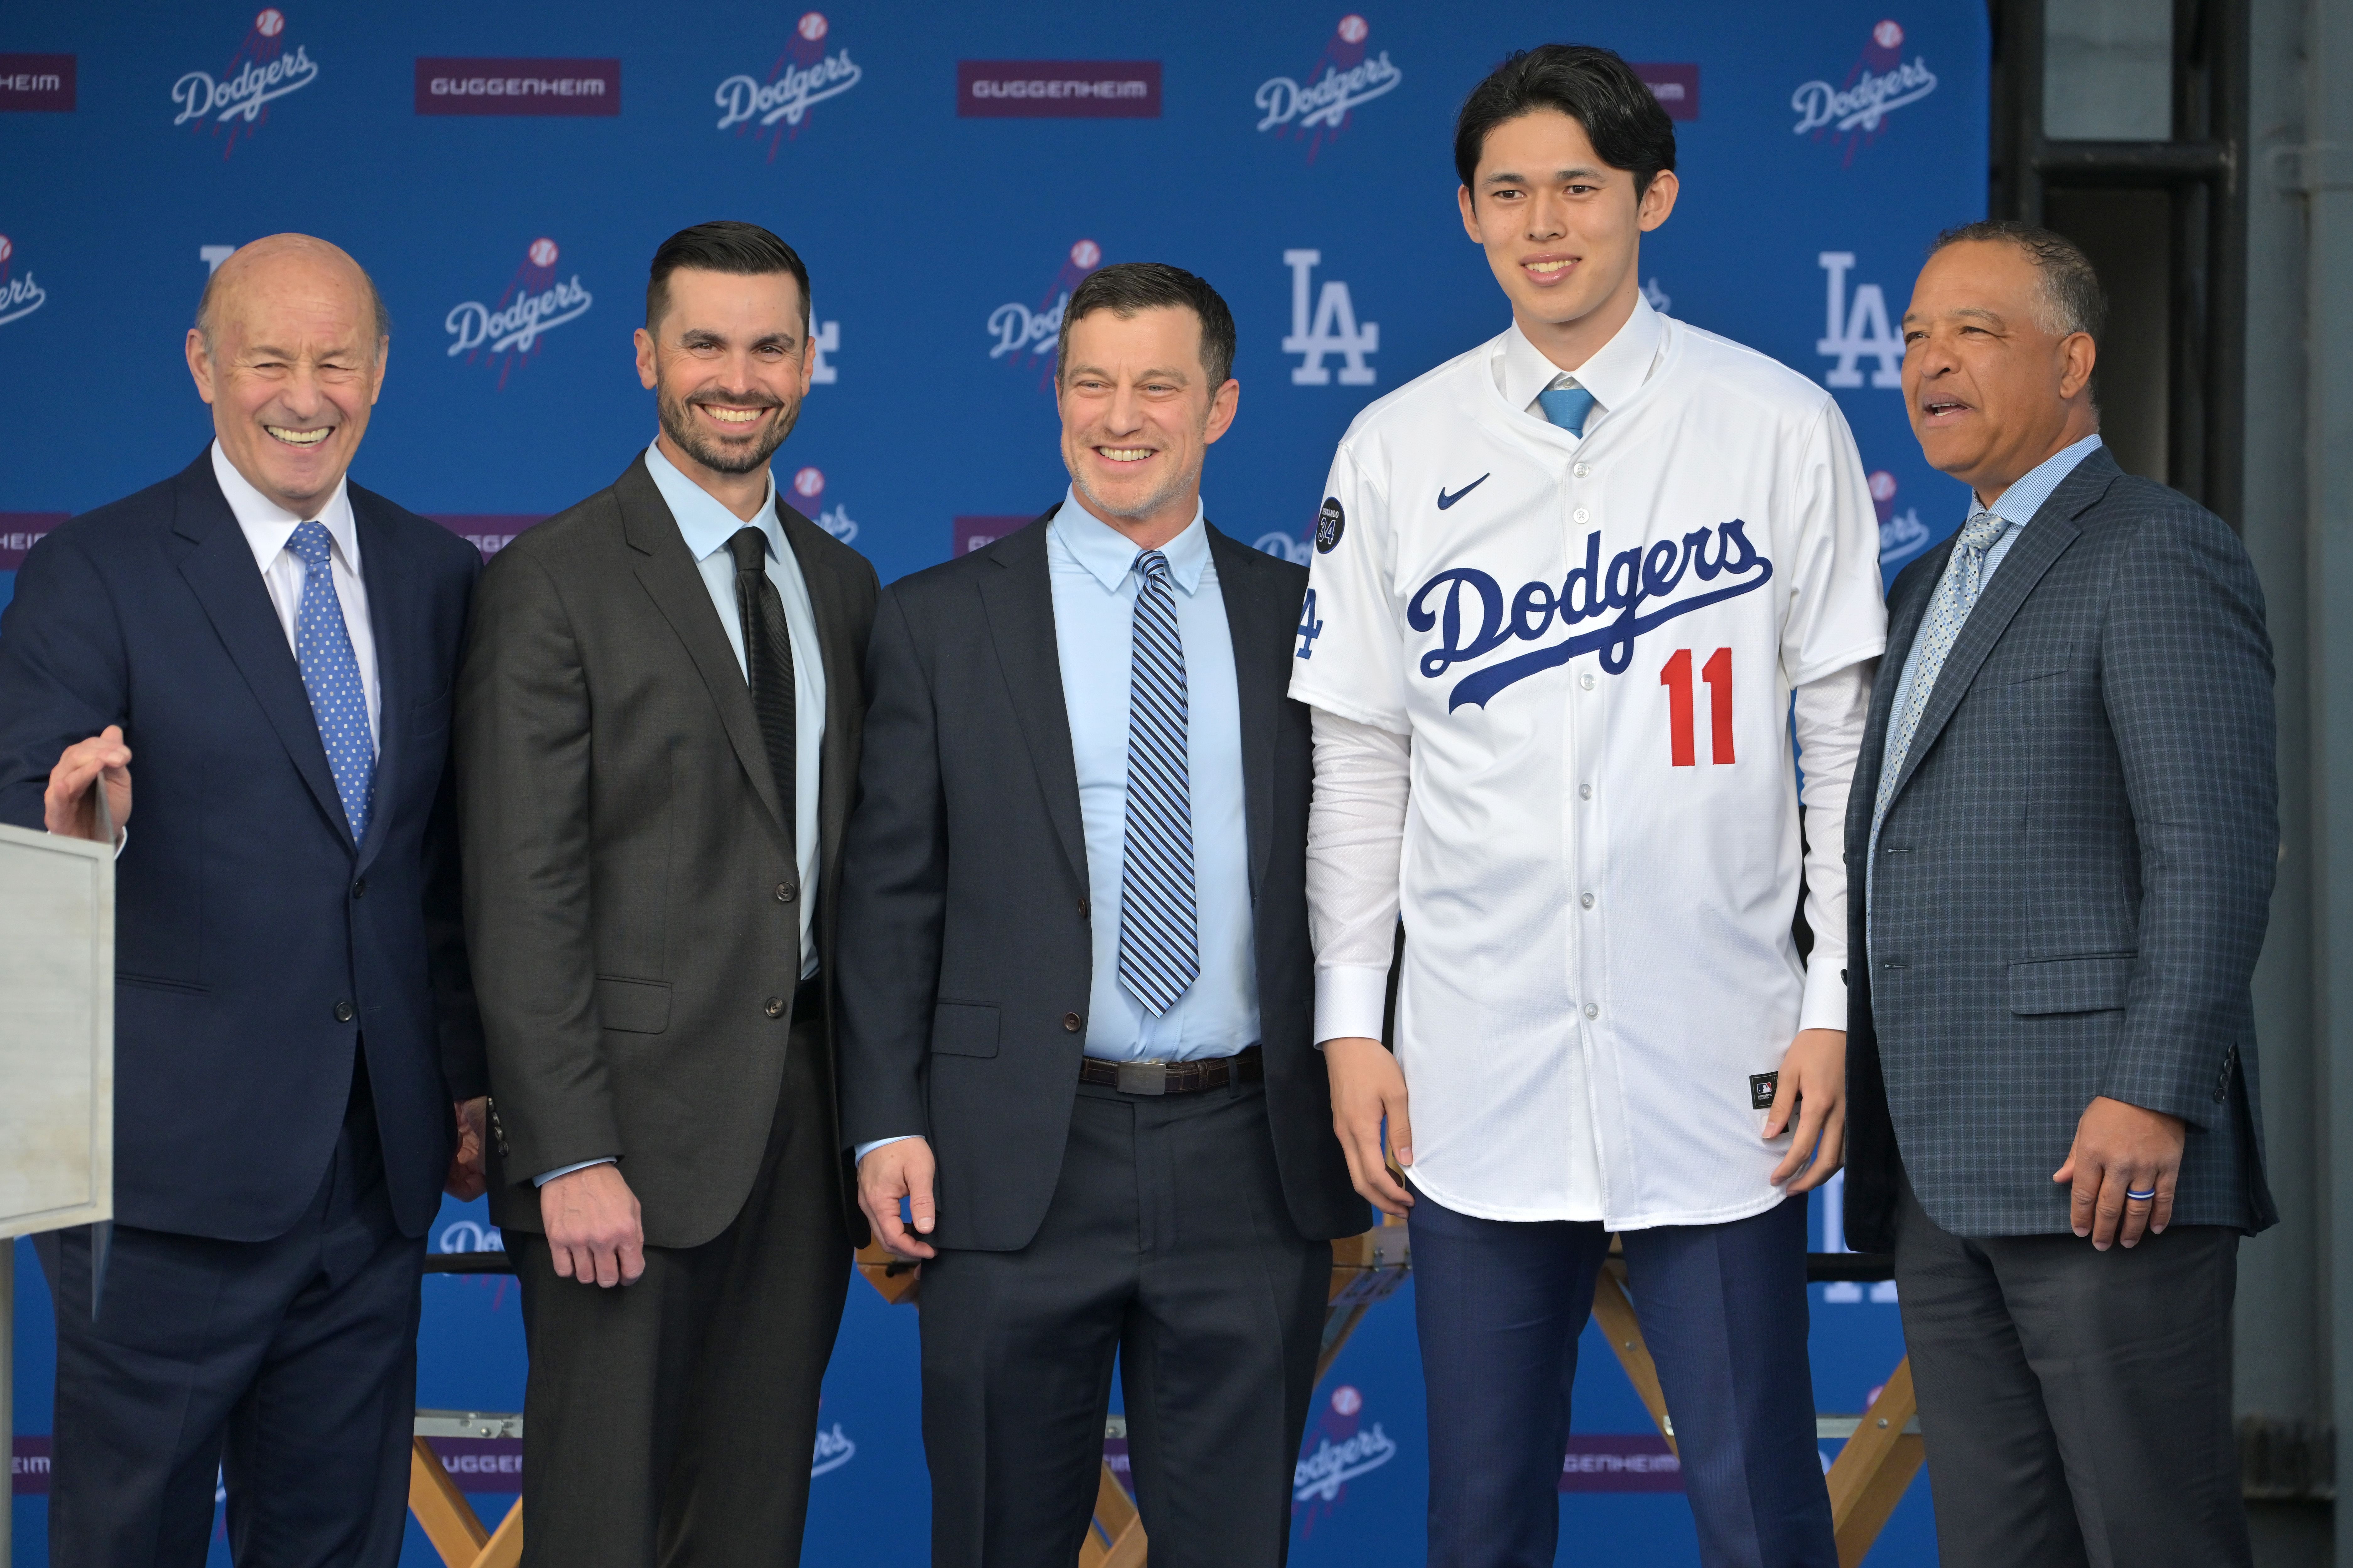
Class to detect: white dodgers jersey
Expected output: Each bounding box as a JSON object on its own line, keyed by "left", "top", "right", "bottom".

{"left": 1290, "top": 307, "right": 1886, "bottom": 1228}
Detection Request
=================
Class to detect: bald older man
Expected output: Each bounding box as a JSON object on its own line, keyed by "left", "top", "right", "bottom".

{"left": 0, "top": 235, "right": 486, "bottom": 1567}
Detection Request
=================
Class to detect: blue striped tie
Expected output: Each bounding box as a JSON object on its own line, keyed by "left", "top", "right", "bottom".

{"left": 1537, "top": 385, "right": 1597, "bottom": 436}
{"left": 286, "top": 521, "right": 375, "bottom": 843}
{"left": 1116, "top": 549, "right": 1199, "bottom": 1016}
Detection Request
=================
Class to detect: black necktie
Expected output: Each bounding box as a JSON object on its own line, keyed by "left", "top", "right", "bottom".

{"left": 727, "top": 526, "right": 799, "bottom": 872}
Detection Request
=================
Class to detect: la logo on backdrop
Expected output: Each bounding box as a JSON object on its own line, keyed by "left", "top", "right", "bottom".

{"left": 1791, "top": 18, "right": 1939, "bottom": 163}
{"left": 715, "top": 10, "right": 862, "bottom": 158}
{"left": 0, "top": 235, "right": 47, "bottom": 328}
{"left": 1255, "top": 14, "right": 1401, "bottom": 160}
{"left": 171, "top": 8, "right": 318, "bottom": 157}
{"left": 444, "top": 237, "right": 594, "bottom": 391}
{"left": 988, "top": 238, "right": 1104, "bottom": 391}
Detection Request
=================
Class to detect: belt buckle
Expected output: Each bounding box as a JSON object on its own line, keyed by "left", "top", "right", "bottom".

{"left": 1116, "top": 1060, "right": 1171, "bottom": 1096}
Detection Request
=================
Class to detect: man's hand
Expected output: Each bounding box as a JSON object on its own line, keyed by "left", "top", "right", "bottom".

{"left": 540, "top": 1163, "right": 645, "bottom": 1286}
{"left": 1324, "top": 1036, "right": 1415, "bottom": 1217}
{"left": 1765, "top": 1028, "right": 1846, "bottom": 1191}
{"left": 444, "top": 1098, "right": 487, "bottom": 1201}
{"left": 857, "top": 1139, "right": 939, "bottom": 1261}
{"left": 46, "top": 726, "right": 132, "bottom": 844}
{"left": 2054, "top": 1095, "right": 2185, "bottom": 1250}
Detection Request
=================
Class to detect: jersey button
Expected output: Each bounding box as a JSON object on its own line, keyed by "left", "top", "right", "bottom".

{"left": 1572, "top": 462, "right": 1591, "bottom": 479}
{"left": 1583, "top": 1003, "right": 1600, "bottom": 1020}
{"left": 1579, "top": 673, "right": 1596, "bottom": 691}
{"left": 1580, "top": 892, "right": 1595, "bottom": 909}
{"left": 1573, "top": 507, "right": 1590, "bottom": 524}
{"left": 1579, "top": 783, "right": 1593, "bottom": 799}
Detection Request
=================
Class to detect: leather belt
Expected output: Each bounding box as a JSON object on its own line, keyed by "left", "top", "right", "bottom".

{"left": 1079, "top": 1045, "right": 1263, "bottom": 1097}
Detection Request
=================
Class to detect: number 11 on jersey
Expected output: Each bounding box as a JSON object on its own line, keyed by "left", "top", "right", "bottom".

{"left": 1659, "top": 647, "right": 1735, "bottom": 766}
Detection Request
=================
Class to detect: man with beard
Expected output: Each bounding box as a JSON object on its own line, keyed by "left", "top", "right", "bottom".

{"left": 456, "top": 220, "right": 877, "bottom": 1567}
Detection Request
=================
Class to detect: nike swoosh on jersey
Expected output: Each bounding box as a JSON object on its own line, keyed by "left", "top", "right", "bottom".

{"left": 1436, "top": 474, "right": 1490, "bottom": 510}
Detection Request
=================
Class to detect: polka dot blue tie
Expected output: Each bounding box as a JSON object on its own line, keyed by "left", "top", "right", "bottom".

{"left": 287, "top": 521, "right": 375, "bottom": 843}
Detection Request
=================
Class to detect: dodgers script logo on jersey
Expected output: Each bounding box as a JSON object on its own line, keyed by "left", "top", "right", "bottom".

{"left": 1406, "top": 521, "right": 1773, "bottom": 709}
{"left": 444, "top": 238, "right": 594, "bottom": 390}
{"left": 172, "top": 9, "right": 318, "bottom": 157}
{"left": 715, "top": 11, "right": 861, "bottom": 158}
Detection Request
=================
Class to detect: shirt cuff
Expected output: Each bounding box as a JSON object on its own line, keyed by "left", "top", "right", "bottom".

{"left": 533, "top": 1157, "right": 614, "bottom": 1187}
{"left": 854, "top": 1135, "right": 920, "bottom": 1164}
{"left": 1798, "top": 955, "right": 1849, "bottom": 1033}
{"left": 1314, "top": 965, "right": 1393, "bottom": 1048}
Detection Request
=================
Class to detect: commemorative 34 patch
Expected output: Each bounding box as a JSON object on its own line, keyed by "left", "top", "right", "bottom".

{"left": 1315, "top": 496, "right": 1345, "bottom": 553}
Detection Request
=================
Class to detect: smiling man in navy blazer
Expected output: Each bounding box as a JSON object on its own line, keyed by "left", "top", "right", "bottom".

{"left": 0, "top": 234, "right": 486, "bottom": 1568}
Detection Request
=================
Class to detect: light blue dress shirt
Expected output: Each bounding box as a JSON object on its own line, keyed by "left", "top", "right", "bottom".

{"left": 1866, "top": 432, "right": 2104, "bottom": 956}
{"left": 536, "top": 441, "right": 828, "bottom": 1187}
{"left": 1050, "top": 490, "right": 1261, "bottom": 1062}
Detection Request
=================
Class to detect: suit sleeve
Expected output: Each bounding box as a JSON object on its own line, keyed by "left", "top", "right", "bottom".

{"left": 454, "top": 546, "right": 617, "bottom": 1179}
{"left": 428, "top": 552, "right": 488, "bottom": 1102}
{"left": 834, "top": 585, "right": 946, "bottom": 1147}
{"left": 2100, "top": 505, "right": 2277, "bottom": 1127}
{"left": 0, "top": 532, "right": 128, "bottom": 833}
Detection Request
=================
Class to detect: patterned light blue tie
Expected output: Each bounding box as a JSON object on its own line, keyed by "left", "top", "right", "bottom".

{"left": 1871, "top": 510, "right": 2011, "bottom": 839}
{"left": 1537, "top": 385, "right": 1598, "bottom": 436}
{"left": 287, "top": 521, "right": 375, "bottom": 843}
{"left": 1116, "top": 549, "right": 1199, "bottom": 1016}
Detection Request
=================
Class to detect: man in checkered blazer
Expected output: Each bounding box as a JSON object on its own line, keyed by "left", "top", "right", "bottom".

{"left": 1842, "top": 222, "right": 2276, "bottom": 1568}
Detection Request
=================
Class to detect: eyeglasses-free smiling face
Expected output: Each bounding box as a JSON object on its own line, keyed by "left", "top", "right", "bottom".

{"left": 1056, "top": 304, "right": 1239, "bottom": 547}
{"left": 635, "top": 266, "right": 813, "bottom": 483}
{"left": 184, "top": 235, "right": 388, "bottom": 518}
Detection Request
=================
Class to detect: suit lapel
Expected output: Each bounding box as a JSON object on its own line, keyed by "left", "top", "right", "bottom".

{"left": 780, "top": 502, "right": 860, "bottom": 895}
{"left": 977, "top": 514, "right": 1089, "bottom": 894}
{"left": 617, "top": 457, "right": 790, "bottom": 835}
{"left": 1881, "top": 455, "right": 2115, "bottom": 810}
{"left": 170, "top": 454, "right": 356, "bottom": 855}
{"left": 1206, "top": 526, "right": 1278, "bottom": 902}
{"left": 349, "top": 490, "right": 408, "bottom": 875}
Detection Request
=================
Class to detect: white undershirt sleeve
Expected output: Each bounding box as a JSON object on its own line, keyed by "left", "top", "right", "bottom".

{"left": 1306, "top": 708, "right": 1410, "bottom": 1046}
{"left": 1791, "top": 658, "right": 1875, "bottom": 1032}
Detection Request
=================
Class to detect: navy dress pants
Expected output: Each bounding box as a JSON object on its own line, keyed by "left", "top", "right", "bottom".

{"left": 1409, "top": 1187, "right": 1835, "bottom": 1568}
{"left": 36, "top": 1066, "right": 423, "bottom": 1568}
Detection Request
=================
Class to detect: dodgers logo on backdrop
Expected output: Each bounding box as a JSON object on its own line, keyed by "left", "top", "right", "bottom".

{"left": 989, "top": 240, "right": 1104, "bottom": 388}
{"left": 715, "top": 11, "right": 861, "bottom": 159}
{"left": 791, "top": 467, "right": 860, "bottom": 544}
{"left": 445, "top": 238, "right": 594, "bottom": 390}
{"left": 1255, "top": 14, "right": 1400, "bottom": 159}
{"left": 1412, "top": 522, "right": 1774, "bottom": 709}
{"left": 1791, "top": 19, "right": 1938, "bottom": 160}
{"left": 1294, "top": 1385, "right": 1397, "bottom": 1522}
{"left": 1816, "top": 251, "right": 1904, "bottom": 389}
{"left": 1870, "top": 469, "right": 1932, "bottom": 566}
{"left": 171, "top": 8, "right": 318, "bottom": 155}
{"left": 435, "top": 1219, "right": 504, "bottom": 1254}
{"left": 810, "top": 1421, "right": 856, "bottom": 1478}
{"left": 0, "top": 235, "right": 47, "bottom": 328}
{"left": 1281, "top": 251, "right": 1378, "bottom": 386}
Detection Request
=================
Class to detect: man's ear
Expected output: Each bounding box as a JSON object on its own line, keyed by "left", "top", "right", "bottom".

{"left": 1637, "top": 169, "right": 1680, "bottom": 233}
{"left": 2059, "top": 331, "right": 2097, "bottom": 403}
{"left": 1459, "top": 184, "right": 1481, "bottom": 245}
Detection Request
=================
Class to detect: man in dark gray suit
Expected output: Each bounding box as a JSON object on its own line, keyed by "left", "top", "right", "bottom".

{"left": 1843, "top": 221, "right": 2275, "bottom": 1567}
{"left": 837, "top": 262, "right": 1365, "bottom": 1567}
{"left": 456, "top": 221, "right": 876, "bottom": 1567}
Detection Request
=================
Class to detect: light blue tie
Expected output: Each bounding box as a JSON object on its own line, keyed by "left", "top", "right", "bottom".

{"left": 1871, "top": 511, "right": 2011, "bottom": 839}
{"left": 1537, "top": 385, "right": 1598, "bottom": 436}
{"left": 1116, "top": 549, "right": 1199, "bottom": 1017}
{"left": 286, "top": 521, "right": 375, "bottom": 843}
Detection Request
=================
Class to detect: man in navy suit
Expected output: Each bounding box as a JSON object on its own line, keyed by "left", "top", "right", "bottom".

{"left": 1844, "top": 223, "right": 2275, "bottom": 1566}
{"left": 0, "top": 234, "right": 486, "bottom": 1567}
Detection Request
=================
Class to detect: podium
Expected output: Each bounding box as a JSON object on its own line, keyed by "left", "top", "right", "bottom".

{"left": 0, "top": 821, "right": 117, "bottom": 1565}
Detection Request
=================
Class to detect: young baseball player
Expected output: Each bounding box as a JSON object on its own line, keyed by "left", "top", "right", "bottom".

{"left": 1291, "top": 45, "right": 1886, "bottom": 1568}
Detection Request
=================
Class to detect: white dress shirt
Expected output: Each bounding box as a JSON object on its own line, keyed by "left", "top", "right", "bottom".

{"left": 210, "top": 440, "right": 380, "bottom": 751}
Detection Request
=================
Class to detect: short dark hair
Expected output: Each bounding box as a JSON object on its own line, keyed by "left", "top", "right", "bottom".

{"left": 1928, "top": 220, "right": 2107, "bottom": 340}
{"left": 645, "top": 220, "right": 812, "bottom": 333}
{"left": 1055, "top": 262, "right": 1237, "bottom": 388}
{"left": 1454, "top": 45, "right": 1676, "bottom": 201}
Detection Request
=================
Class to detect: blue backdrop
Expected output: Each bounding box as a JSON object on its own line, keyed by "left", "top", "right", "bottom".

{"left": 3, "top": 2, "right": 1985, "bottom": 1561}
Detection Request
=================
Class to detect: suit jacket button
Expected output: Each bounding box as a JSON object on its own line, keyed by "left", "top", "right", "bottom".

{"left": 1063, "top": 1013, "right": 1083, "bottom": 1032}
{"left": 765, "top": 996, "right": 787, "bottom": 1019}
{"left": 351, "top": 878, "right": 367, "bottom": 899}
{"left": 334, "top": 1000, "right": 355, "bottom": 1023}
{"left": 1079, "top": 897, "right": 1090, "bottom": 918}
{"left": 776, "top": 882, "right": 797, "bottom": 903}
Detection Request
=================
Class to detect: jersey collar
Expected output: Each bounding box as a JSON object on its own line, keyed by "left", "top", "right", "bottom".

{"left": 1494, "top": 294, "right": 1666, "bottom": 418}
